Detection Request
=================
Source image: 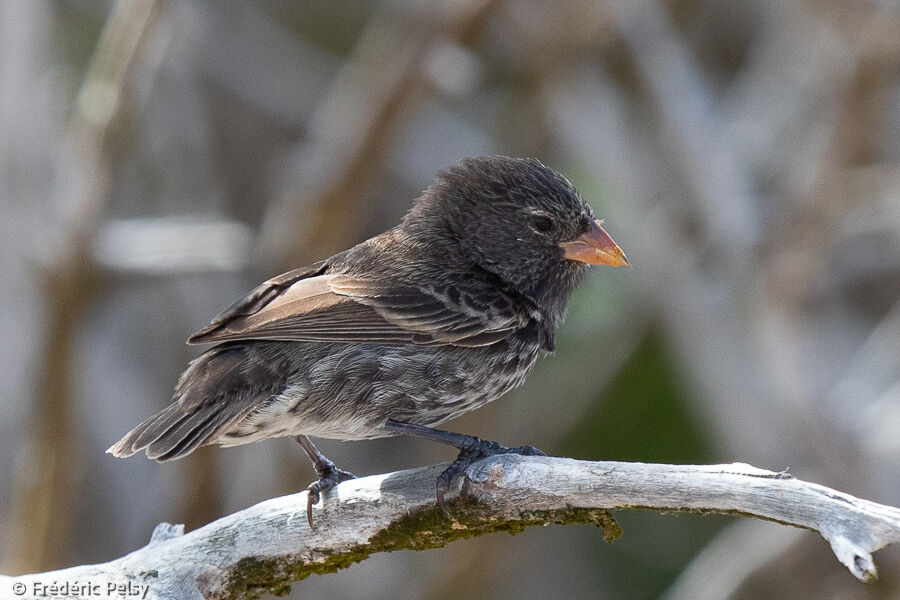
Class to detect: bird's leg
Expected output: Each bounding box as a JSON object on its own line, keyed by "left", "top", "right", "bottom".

{"left": 295, "top": 435, "right": 355, "bottom": 528}
{"left": 382, "top": 419, "right": 545, "bottom": 517}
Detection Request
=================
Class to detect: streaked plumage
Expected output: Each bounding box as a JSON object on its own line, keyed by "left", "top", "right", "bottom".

{"left": 109, "top": 155, "right": 628, "bottom": 520}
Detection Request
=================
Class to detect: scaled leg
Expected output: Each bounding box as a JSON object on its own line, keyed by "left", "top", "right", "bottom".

{"left": 295, "top": 435, "right": 356, "bottom": 528}
{"left": 382, "top": 420, "right": 545, "bottom": 516}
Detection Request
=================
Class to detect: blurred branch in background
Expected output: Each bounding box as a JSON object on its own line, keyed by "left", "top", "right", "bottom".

{"left": 92, "top": 218, "right": 253, "bottom": 275}
{"left": 1, "top": 0, "right": 167, "bottom": 575}
{"left": 258, "top": 0, "right": 505, "bottom": 272}
{"left": 660, "top": 519, "right": 804, "bottom": 600}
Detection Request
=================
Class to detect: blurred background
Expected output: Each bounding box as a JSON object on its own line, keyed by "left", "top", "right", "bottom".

{"left": 2, "top": 0, "right": 899, "bottom": 598}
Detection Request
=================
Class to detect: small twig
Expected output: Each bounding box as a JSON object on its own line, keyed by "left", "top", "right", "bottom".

{"left": 2, "top": 456, "right": 897, "bottom": 600}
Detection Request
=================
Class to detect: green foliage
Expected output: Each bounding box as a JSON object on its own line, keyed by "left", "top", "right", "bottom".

{"left": 563, "top": 330, "right": 712, "bottom": 464}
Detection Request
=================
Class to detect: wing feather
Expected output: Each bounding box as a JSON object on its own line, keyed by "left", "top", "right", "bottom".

{"left": 187, "top": 261, "right": 527, "bottom": 347}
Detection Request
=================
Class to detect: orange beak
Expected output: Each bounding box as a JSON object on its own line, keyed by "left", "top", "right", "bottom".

{"left": 559, "top": 219, "right": 630, "bottom": 267}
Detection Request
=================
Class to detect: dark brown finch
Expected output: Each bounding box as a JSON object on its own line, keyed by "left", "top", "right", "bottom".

{"left": 108, "top": 155, "right": 629, "bottom": 525}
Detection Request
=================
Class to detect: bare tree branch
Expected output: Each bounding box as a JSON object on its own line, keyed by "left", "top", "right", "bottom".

{"left": 2, "top": 455, "right": 897, "bottom": 599}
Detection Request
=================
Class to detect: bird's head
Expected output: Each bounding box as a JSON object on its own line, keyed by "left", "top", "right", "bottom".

{"left": 408, "top": 156, "right": 628, "bottom": 313}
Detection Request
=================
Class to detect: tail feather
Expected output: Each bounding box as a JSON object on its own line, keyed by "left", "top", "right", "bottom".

{"left": 107, "top": 404, "right": 191, "bottom": 458}
{"left": 145, "top": 403, "right": 240, "bottom": 461}
{"left": 107, "top": 404, "right": 211, "bottom": 460}
{"left": 107, "top": 342, "right": 285, "bottom": 462}
{"left": 107, "top": 401, "right": 251, "bottom": 462}
{"left": 150, "top": 420, "right": 216, "bottom": 462}
{"left": 135, "top": 405, "right": 195, "bottom": 452}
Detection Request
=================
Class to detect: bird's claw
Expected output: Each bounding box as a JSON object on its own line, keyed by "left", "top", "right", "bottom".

{"left": 511, "top": 444, "right": 546, "bottom": 457}
{"left": 436, "top": 487, "right": 452, "bottom": 519}
{"left": 305, "top": 467, "right": 355, "bottom": 529}
{"left": 434, "top": 439, "right": 545, "bottom": 517}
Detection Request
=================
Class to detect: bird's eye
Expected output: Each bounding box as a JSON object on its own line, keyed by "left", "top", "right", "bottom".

{"left": 531, "top": 216, "right": 554, "bottom": 234}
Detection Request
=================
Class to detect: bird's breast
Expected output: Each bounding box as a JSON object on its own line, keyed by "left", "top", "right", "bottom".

{"left": 245, "top": 339, "right": 542, "bottom": 441}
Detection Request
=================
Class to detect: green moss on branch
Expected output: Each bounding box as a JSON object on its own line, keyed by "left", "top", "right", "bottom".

{"left": 219, "top": 497, "right": 621, "bottom": 600}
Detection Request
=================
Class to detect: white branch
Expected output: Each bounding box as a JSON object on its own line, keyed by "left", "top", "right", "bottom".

{"left": 3, "top": 456, "right": 899, "bottom": 599}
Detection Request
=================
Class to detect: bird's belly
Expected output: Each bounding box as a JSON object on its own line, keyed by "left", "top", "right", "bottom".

{"left": 230, "top": 342, "right": 539, "bottom": 442}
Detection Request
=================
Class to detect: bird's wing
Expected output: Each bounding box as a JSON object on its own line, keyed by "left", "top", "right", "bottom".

{"left": 187, "top": 266, "right": 526, "bottom": 347}
{"left": 187, "top": 260, "right": 330, "bottom": 343}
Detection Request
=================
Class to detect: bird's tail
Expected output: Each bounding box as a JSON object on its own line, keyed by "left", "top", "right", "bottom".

{"left": 106, "top": 401, "right": 234, "bottom": 461}
{"left": 107, "top": 344, "right": 263, "bottom": 461}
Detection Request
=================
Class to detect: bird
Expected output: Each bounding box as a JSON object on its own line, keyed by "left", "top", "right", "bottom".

{"left": 108, "top": 155, "right": 629, "bottom": 527}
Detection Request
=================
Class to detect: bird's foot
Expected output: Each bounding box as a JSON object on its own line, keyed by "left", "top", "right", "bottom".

{"left": 435, "top": 438, "right": 546, "bottom": 518}
{"left": 381, "top": 420, "right": 545, "bottom": 518}
{"left": 295, "top": 435, "right": 356, "bottom": 529}
{"left": 305, "top": 462, "right": 356, "bottom": 529}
